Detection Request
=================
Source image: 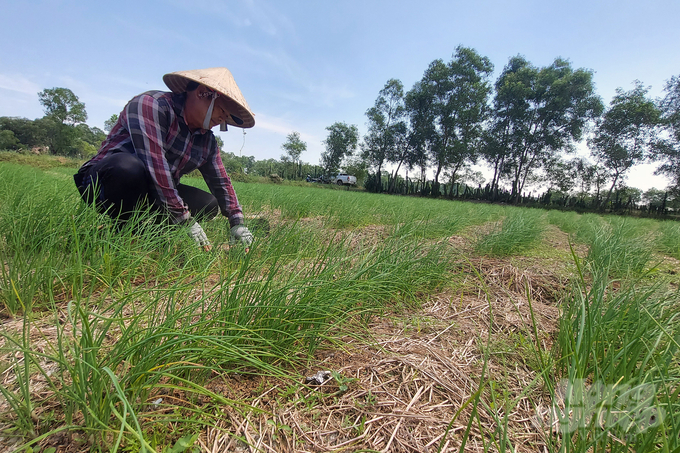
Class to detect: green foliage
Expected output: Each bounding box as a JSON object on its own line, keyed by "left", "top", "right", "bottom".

{"left": 0, "top": 116, "right": 51, "bottom": 150}
{"left": 485, "top": 56, "right": 603, "bottom": 202}
{"left": 104, "top": 113, "right": 119, "bottom": 132}
{"left": 1, "top": 158, "right": 679, "bottom": 451}
{"left": 590, "top": 81, "right": 662, "bottom": 206}
{"left": 0, "top": 129, "right": 21, "bottom": 150}
{"left": 414, "top": 46, "right": 494, "bottom": 193}
{"left": 474, "top": 209, "right": 547, "bottom": 256}
{"left": 281, "top": 131, "right": 307, "bottom": 164}
{"left": 341, "top": 156, "right": 368, "bottom": 186}
{"left": 555, "top": 267, "right": 680, "bottom": 451}
{"left": 362, "top": 78, "right": 407, "bottom": 190}
{"left": 76, "top": 123, "right": 106, "bottom": 147}
{"left": 37, "top": 87, "right": 87, "bottom": 125}
{"left": 321, "top": 122, "right": 359, "bottom": 176}
{"left": 547, "top": 209, "right": 581, "bottom": 234}
{"left": 0, "top": 161, "right": 454, "bottom": 446}
{"left": 652, "top": 74, "right": 680, "bottom": 194}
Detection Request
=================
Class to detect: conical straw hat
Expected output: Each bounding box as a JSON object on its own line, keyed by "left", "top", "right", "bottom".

{"left": 163, "top": 67, "right": 255, "bottom": 129}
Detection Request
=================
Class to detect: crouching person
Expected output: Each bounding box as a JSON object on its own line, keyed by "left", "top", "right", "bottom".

{"left": 74, "top": 67, "right": 254, "bottom": 250}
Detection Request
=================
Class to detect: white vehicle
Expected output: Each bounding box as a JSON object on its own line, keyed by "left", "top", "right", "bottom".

{"left": 334, "top": 173, "right": 357, "bottom": 186}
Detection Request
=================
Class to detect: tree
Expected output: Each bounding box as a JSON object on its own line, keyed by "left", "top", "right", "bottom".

{"left": 104, "top": 114, "right": 119, "bottom": 132}
{"left": 321, "top": 122, "right": 359, "bottom": 176}
{"left": 652, "top": 75, "right": 680, "bottom": 194}
{"left": 38, "top": 87, "right": 88, "bottom": 155}
{"left": 38, "top": 88, "right": 87, "bottom": 125}
{"left": 281, "top": 131, "right": 307, "bottom": 179}
{"left": 418, "top": 46, "right": 494, "bottom": 196}
{"left": 544, "top": 157, "right": 579, "bottom": 194}
{"left": 76, "top": 124, "right": 106, "bottom": 147}
{"left": 0, "top": 117, "right": 50, "bottom": 149}
{"left": 590, "top": 81, "right": 662, "bottom": 207}
{"left": 0, "top": 130, "right": 21, "bottom": 150}
{"left": 488, "top": 56, "right": 603, "bottom": 203}
{"left": 342, "top": 157, "right": 369, "bottom": 186}
{"left": 642, "top": 187, "right": 668, "bottom": 206}
{"left": 404, "top": 81, "right": 433, "bottom": 183}
{"left": 281, "top": 131, "right": 306, "bottom": 163}
{"left": 362, "top": 79, "right": 406, "bottom": 191}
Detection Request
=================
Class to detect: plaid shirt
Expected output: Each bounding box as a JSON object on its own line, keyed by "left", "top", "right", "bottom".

{"left": 81, "top": 90, "right": 244, "bottom": 227}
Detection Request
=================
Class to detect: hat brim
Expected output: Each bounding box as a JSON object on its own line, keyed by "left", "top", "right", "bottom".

{"left": 163, "top": 71, "right": 255, "bottom": 129}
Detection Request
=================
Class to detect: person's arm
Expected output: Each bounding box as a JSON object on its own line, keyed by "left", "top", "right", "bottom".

{"left": 199, "top": 139, "right": 245, "bottom": 228}
{"left": 200, "top": 140, "right": 253, "bottom": 247}
{"left": 125, "top": 93, "right": 192, "bottom": 224}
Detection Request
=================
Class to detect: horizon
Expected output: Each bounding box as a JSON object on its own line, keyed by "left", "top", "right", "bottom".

{"left": 1, "top": 0, "right": 678, "bottom": 192}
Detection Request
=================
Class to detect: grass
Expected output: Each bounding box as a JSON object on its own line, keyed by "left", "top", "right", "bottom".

{"left": 0, "top": 159, "right": 679, "bottom": 452}
{"left": 656, "top": 220, "right": 680, "bottom": 259}
{"left": 474, "top": 209, "right": 547, "bottom": 256}
{"left": 551, "top": 258, "right": 680, "bottom": 452}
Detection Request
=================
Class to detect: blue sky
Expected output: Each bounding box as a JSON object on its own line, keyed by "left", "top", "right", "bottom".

{"left": 1, "top": 0, "right": 678, "bottom": 190}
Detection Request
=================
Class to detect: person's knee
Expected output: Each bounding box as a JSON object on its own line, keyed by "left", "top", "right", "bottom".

{"left": 106, "top": 154, "right": 147, "bottom": 187}
{"left": 194, "top": 195, "right": 219, "bottom": 221}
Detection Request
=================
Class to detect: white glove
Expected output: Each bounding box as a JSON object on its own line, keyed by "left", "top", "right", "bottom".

{"left": 230, "top": 225, "right": 253, "bottom": 247}
{"left": 188, "top": 222, "right": 211, "bottom": 247}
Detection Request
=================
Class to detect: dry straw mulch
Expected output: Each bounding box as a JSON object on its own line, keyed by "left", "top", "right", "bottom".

{"left": 192, "top": 255, "right": 566, "bottom": 453}
{"left": 0, "top": 229, "right": 571, "bottom": 452}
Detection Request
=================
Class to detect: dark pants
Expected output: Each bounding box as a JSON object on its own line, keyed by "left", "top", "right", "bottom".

{"left": 74, "top": 152, "right": 218, "bottom": 223}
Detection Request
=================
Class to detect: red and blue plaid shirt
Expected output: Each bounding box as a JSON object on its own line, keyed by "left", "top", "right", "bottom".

{"left": 81, "top": 90, "right": 244, "bottom": 227}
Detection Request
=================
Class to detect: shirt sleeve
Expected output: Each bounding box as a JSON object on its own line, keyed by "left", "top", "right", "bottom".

{"left": 125, "top": 93, "right": 192, "bottom": 224}
{"left": 199, "top": 139, "right": 245, "bottom": 228}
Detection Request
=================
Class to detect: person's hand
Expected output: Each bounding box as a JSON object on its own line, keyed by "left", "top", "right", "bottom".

{"left": 230, "top": 224, "right": 253, "bottom": 247}
{"left": 189, "top": 222, "right": 212, "bottom": 251}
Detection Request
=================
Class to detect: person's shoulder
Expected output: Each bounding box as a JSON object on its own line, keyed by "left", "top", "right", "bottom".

{"left": 130, "top": 90, "right": 172, "bottom": 104}
{"left": 126, "top": 91, "right": 177, "bottom": 120}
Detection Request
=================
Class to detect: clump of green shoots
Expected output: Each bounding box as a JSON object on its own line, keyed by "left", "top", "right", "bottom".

{"left": 552, "top": 256, "right": 680, "bottom": 452}
{"left": 474, "top": 209, "right": 547, "bottom": 256}
{"left": 655, "top": 220, "right": 680, "bottom": 259}
{"left": 585, "top": 218, "right": 654, "bottom": 278}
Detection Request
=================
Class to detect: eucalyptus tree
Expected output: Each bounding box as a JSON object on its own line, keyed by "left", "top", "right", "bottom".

{"left": 652, "top": 75, "right": 680, "bottom": 194}
{"left": 403, "top": 80, "right": 433, "bottom": 183}
{"left": 321, "top": 122, "right": 359, "bottom": 176}
{"left": 415, "top": 46, "right": 494, "bottom": 196}
{"left": 361, "top": 79, "right": 406, "bottom": 191}
{"left": 281, "top": 131, "right": 307, "bottom": 179}
{"left": 544, "top": 157, "right": 579, "bottom": 193}
{"left": 489, "top": 56, "right": 602, "bottom": 203}
{"left": 590, "top": 81, "right": 662, "bottom": 207}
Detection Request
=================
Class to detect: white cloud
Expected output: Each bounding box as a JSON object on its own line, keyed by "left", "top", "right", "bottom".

{"left": 255, "top": 113, "right": 318, "bottom": 143}
{"left": 308, "top": 81, "right": 355, "bottom": 108}
{"left": 0, "top": 73, "right": 41, "bottom": 95}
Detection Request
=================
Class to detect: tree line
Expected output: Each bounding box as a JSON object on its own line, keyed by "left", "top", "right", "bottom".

{"left": 356, "top": 47, "right": 679, "bottom": 211}
{"left": 276, "top": 47, "right": 680, "bottom": 214}
{"left": 0, "top": 88, "right": 107, "bottom": 157}
{"left": 2, "top": 48, "right": 679, "bottom": 214}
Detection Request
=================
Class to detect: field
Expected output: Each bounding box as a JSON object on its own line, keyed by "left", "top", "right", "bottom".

{"left": 0, "top": 157, "right": 679, "bottom": 453}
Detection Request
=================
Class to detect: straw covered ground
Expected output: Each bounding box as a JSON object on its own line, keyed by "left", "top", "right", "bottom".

{"left": 1, "top": 224, "right": 577, "bottom": 452}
